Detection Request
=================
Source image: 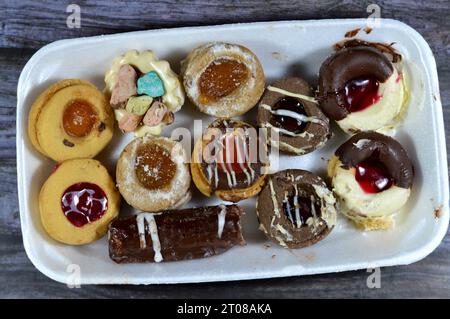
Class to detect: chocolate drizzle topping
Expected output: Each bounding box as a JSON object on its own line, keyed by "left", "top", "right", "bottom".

{"left": 318, "top": 43, "right": 396, "bottom": 121}
{"left": 335, "top": 131, "right": 414, "bottom": 189}
{"left": 200, "top": 119, "right": 267, "bottom": 191}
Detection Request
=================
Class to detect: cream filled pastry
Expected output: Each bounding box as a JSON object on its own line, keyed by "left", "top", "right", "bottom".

{"left": 318, "top": 41, "right": 408, "bottom": 135}
{"left": 116, "top": 136, "right": 191, "bottom": 212}
{"left": 104, "top": 50, "right": 184, "bottom": 137}
{"left": 257, "top": 77, "right": 331, "bottom": 155}
{"left": 181, "top": 42, "right": 265, "bottom": 118}
{"left": 328, "top": 132, "right": 414, "bottom": 230}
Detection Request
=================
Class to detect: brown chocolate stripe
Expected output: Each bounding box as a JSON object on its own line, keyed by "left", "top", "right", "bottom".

{"left": 335, "top": 132, "right": 414, "bottom": 189}
{"left": 318, "top": 45, "right": 394, "bottom": 121}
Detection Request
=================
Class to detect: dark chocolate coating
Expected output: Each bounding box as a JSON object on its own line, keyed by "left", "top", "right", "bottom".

{"left": 335, "top": 131, "right": 414, "bottom": 189}
{"left": 200, "top": 119, "right": 266, "bottom": 191}
{"left": 257, "top": 77, "right": 331, "bottom": 154}
{"left": 109, "top": 205, "right": 246, "bottom": 263}
{"left": 318, "top": 45, "right": 394, "bottom": 121}
{"left": 256, "top": 169, "right": 334, "bottom": 249}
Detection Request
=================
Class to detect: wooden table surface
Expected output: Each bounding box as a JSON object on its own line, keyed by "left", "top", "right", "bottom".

{"left": 1, "top": 0, "right": 449, "bottom": 298}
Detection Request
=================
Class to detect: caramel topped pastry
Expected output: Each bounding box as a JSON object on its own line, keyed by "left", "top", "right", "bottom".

{"left": 191, "top": 119, "right": 269, "bottom": 202}
{"left": 256, "top": 169, "right": 337, "bottom": 249}
{"left": 108, "top": 205, "right": 246, "bottom": 263}
{"left": 104, "top": 50, "right": 185, "bottom": 137}
{"left": 116, "top": 136, "right": 191, "bottom": 212}
{"left": 28, "top": 79, "right": 114, "bottom": 162}
{"left": 257, "top": 77, "right": 331, "bottom": 155}
{"left": 328, "top": 131, "right": 414, "bottom": 230}
{"left": 181, "top": 42, "right": 265, "bottom": 118}
{"left": 318, "top": 41, "right": 408, "bottom": 135}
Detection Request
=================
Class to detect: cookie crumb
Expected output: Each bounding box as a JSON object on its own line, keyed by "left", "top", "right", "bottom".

{"left": 434, "top": 205, "right": 443, "bottom": 219}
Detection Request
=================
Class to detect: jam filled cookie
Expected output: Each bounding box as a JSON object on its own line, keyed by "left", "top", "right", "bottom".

{"left": 109, "top": 205, "right": 245, "bottom": 263}
{"left": 318, "top": 41, "right": 408, "bottom": 135}
{"left": 181, "top": 42, "right": 265, "bottom": 118}
{"left": 256, "top": 169, "right": 337, "bottom": 248}
{"left": 328, "top": 131, "right": 414, "bottom": 230}
{"left": 191, "top": 119, "right": 269, "bottom": 202}
{"left": 104, "top": 50, "right": 184, "bottom": 136}
{"left": 116, "top": 136, "right": 191, "bottom": 212}
{"left": 257, "top": 77, "right": 331, "bottom": 155}
{"left": 28, "top": 79, "right": 114, "bottom": 162}
{"left": 39, "top": 159, "right": 120, "bottom": 245}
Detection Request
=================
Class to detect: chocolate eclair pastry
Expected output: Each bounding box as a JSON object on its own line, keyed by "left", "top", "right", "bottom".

{"left": 328, "top": 131, "right": 414, "bottom": 230}
{"left": 256, "top": 169, "right": 337, "bottom": 248}
{"left": 318, "top": 43, "right": 407, "bottom": 135}
{"left": 181, "top": 42, "right": 265, "bottom": 118}
{"left": 191, "top": 119, "right": 269, "bottom": 202}
{"left": 108, "top": 205, "right": 245, "bottom": 263}
{"left": 257, "top": 77, "right": 331, "bottom": 155}
{"left": 116, "top": 136, "right": 191, "bottom": 212}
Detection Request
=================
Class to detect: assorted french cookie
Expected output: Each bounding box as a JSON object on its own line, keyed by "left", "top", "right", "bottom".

{"left": 104, "top": 50, "right": 185, "bottom": 136}
{"left": 256, "top": 169, "right": 337, "bottom": 248}
{"left": 39, "top": 159, "right": 121, "bottom": 245}
{"left": 191, "top": 119, "right": 269, "bottom": 202}
{"left": 328, "top": 131, "right": 414, "bottom": 230}
{"left": 181, "top": 42, "right": 265, "bottom": 118}
{"left": 28, "top": 79, "right": 114, "bottom": 162}
{"left": 257, "top": 77, "right": 331, "bottom": 155}
{"left": 116, "top": 136, "right": 191, "bottom": 212}
{"left": 318, "top": 40, "right": 408, "bottom": 135}
{"left": 109, "top": 205, "right": 245, "bottom": 263}
{"left": 29, "top": 35, "right": 417, "bottom": 264}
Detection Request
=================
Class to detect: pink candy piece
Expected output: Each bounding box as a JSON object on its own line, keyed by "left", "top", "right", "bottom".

{"left": 143, "top": 101, "right": 168, "bottom": 127}
{"left": 110, "top": 64, "right": 137, "bottom": 109}
{"left": 118, "top": 111, "right": 142, "bottom": 133}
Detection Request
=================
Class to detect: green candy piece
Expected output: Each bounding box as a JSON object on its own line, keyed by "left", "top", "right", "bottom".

{"left": 137, "top": 71, "right": 165, "bottom": 97}
{"left": 126, "top": 96, "right": 153, "bottom": 115}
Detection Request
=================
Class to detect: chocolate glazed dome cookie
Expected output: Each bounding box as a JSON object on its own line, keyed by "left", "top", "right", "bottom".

{"left": 318, "top": 42, "right": 408, "bottom": 135}
{"left": 328, "top": 131, "right": 414, "bottom": 230}
{"left": 257, "top": 77, "right": 331, "bottom": 155}
{"left": 256, "top": 169, "right": 337, "bottom": 248}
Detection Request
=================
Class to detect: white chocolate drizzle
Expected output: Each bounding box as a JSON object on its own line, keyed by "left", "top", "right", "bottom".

{"left": 267, "top": 85, "right": 318, "bottom": 104}
{"left": 263, "top": 122, "right": 315, "bottom": 138}
{"left": 217, "top": 205, "right": 227, "bottom": 238}
{"left": 136, "top": 213, "right": 163, "bottom": 263}
{"left": 292, "top": 183, "right": 302, "bottom": 228}
{"left": 260, "top": 103, "right": 326, "bottom": 127}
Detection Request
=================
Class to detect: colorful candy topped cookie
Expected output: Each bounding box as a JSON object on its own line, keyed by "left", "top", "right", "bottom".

{"left": 318, "top": 40, "right": 408, "bottom": 135}
{"left": 191, "top": 119, "right": 269, "bottom": 202}
{"left": 104, "top": 50, "right": 184, "bottom": 136}
{"left": 181, "top": 42, "right": 265, "bottom": 118}
{"left": 257, "top": 77, "right": 331, "bottom": 155}
{"left": 328, "top": 131, "right": 414, "bottom": 230}
{"left": 28, "top": 79, "right": 114, "bottom": 162}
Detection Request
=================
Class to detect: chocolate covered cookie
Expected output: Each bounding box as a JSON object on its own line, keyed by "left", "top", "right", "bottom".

{"left": 258, "top": 77, "right": 331, "bottom": 155}
{"left": 256, "top": 169, "right": 337, "bottom": 248}
{"left": 109, "top": 205, "right": 245, "bottom": 263}
{"left": 318, "top": 41, "right": 408, "bottom": 135}
{"left": 328, "top": 131, "right": 414, "bottom": 230}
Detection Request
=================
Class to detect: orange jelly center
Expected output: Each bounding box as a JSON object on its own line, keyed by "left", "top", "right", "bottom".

{"left": 198, "top": 58, "right": 249, "bottom": 103}
{"left": 63, "top": 99, "right": 97, "bottom": 137}
{"left": 217, "top": 134, "right": 249, "bottom": 174}
{"left": 135, "top": 143, "right": 176, "bottom": 190}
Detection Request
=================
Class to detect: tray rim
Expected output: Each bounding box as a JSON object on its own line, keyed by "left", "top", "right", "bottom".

{"left": 16, "top": 18, "right": 449, "bottom": 285}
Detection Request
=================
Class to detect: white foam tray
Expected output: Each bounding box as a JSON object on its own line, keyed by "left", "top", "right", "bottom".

{"left": 17, "top": 19, "right": 449, "bottom": 285}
